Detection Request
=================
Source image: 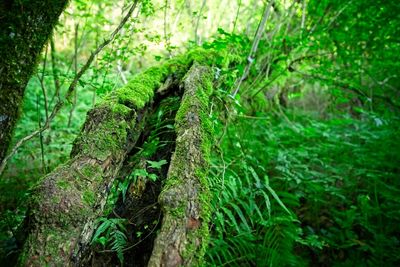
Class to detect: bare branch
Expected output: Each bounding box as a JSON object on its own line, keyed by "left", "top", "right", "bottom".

{"left": 194, "top": 0, "right": 207, "bottom": 45}
{"left": 231, "top": 0, "right": 273, "bottom": 97}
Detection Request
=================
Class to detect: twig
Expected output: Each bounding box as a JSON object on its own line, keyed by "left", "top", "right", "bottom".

{"left": 163, "top": 0, "right": 171, "bottom": 57}
{"left": 194, "top": 0, "right": 207, "bottom": 45}
{"left": 231, "top": 0, "right": 273, "bottom": 97}
{"left": 301, "top": 0, "right": 307, "bottom": 31}
{"left": 37, "top": 95, "right": 47, "bottom": 174}
{"left": 68, "top": 23, "right": 79, "bottom": 128}
{"left": 37, "top": 47, "right": 50, "bottom": 121}
{"left": 117, "top": 58, "right": 128, "bottom": 84}
{"left": 171, "top": 0, "right": 186, "bottom": 36}
{"left": 65, "top": 1, "right": 138, "bottom": 102}
{"left": 295, "top": 69, "right": 400, "bottom": 110}
{"left": 232, "top": 0, "right": 242, "bottom": 33}
{"left": 49, "top": 37, "right": 61, "bottom": 106}
{"left": 250, "top": 53, "right": 330, "bottom": 98}
{"left": 0, "top": 0, "right": 139, "bottom": 176}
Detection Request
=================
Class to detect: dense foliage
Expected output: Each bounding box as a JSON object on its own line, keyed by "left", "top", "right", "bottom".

{"left": 0, "top": 0, "right": 399, "bottom": 266}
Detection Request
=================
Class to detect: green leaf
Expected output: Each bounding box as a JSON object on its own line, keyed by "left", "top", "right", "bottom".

{"left": 265, "top": 185, "right": 292, "bottom": 216}
{"left": 98, "top": 236, "right": 107, "bottom": 247}
{"left": 147, "top": 159, "right": 168, "bottom": 169}
{"left": 133, "top": 168, "right": 148, "bottom": 177}
{"left": 148, "top": 173, "right": 158, "bottom": 182}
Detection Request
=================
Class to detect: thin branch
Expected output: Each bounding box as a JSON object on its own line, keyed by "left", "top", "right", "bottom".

{"left": 37, "top": 94, "right": 47, "bottom": 174}
{"left": 231, "top": 0, "right": 273, "bottom": 97}
{"left": 49, "top": 37, "right": 61, "bottom": 105}
{"left": 232, "top": 0, "right": 242, "bottom": 33}
{"left": 68, "top": 23, "right": 79, "bottom": 128}
{"left": 163, "top": 0, "right": 172, "bottom": 57}
{"left": 301, "top": 0, "right": 307, "bottom": 31}
{"left": 171, "top": 0, "right": 186, "bottom": 35}
{"left": 0, "top": 0, "right": 139, "bottom": 176}
{"left": 65, "top": 1, "right": 138, "bottom": 102}
{"left": 295, "top": 69, "right": 400, "bottom": 110}
{"left": 194, "top": 0, "right": 207, "bottom": 45}
{"left": 37, "top": 45, "right": 50, "bottom": 121}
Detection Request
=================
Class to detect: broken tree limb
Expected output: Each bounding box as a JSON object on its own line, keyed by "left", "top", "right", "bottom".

{"left": 148, "top": 63, "right": 213, "bottom": 267}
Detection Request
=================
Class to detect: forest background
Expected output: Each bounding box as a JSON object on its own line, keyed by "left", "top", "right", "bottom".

{"left": 0, "top": 0, "right": 399, "bottom": 266}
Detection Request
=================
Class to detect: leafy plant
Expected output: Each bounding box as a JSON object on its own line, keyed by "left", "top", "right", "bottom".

{"left": 91, "top": 217, "right": 128, "bottom": 264}
{"left": 206, "top": 106, "right": 400, "bottom": 266}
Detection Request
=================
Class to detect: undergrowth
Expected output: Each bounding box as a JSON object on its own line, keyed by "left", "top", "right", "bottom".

{"left": 205, "top": 109, "right": 400, "bottom": 266}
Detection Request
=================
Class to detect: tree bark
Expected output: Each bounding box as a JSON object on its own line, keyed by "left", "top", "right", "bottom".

{"left": 0, "top": 0, "right": 69, "bottom": 165}
{"left": 17, "top": 62, "right": 177, "bottom": 265}
{"left": 18, "top": 103, "right": 145, "bottom": 266}
{"left": 148, "top": 63, "right": 213, "bottom": 267}
{"left": 17, "top": 49, "right": 216, "bottom": 266}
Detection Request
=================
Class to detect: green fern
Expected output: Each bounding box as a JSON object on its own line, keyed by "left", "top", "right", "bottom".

{"left": 92, "top": 217, "right": 128, "bottom": 264}
{"left": 206, "top": 109, "right": 400, "bottom": 266}
{"left": 111, "top": 229, "right": 128, "bottom": 264}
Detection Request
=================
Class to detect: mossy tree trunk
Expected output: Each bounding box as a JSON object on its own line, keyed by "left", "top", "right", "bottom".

{"left": 0, "top": 0, "right": 68, "bottom": 164}
{"left": 17, "top": 61, "right": 178, "bottom": 265}
{"left": 148, "top": 63, "right": 213, "bottom": 267}
{"left": 18, "top": 102, "right": 146, "bottom": 266}
{"left": 17, "top": 50, "right": 216, "bottom": 266}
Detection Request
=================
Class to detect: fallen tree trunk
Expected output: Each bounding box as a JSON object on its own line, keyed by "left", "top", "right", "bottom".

{"left": 17, "top": 50, "right": 216, "bottom": 266}
{"left": 17, "top": 62, "right": 177, "bottom": 266}
{"left": 148, "top": 63, "right": 213, "bottom": 267}
{"left": 85, "top": 96, "right": 182, "bottom": 266}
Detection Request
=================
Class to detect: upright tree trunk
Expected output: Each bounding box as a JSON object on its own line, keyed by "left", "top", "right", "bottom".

{"left": 0, "top": 0, "right": 68, "bottom": 164}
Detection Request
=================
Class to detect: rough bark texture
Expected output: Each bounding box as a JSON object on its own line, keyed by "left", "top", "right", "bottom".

{"left": 17, "top": 62, "right": 176, "bottom": 265}
{"left": 17, "top": 49, "right": 216, "bottom": 266}
{"left": 18, "top": 103, "right": 144, "bottom": 266}
{"left": 148, "top": 63, "right": 213, "bottom": 267}
{"left": 0, "top": 0, "right": 69, "bottom": 164}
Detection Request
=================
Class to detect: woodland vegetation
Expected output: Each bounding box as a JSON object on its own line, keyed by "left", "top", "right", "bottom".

{"left": 0, "top": 0, "right": 399, "bottom": 266}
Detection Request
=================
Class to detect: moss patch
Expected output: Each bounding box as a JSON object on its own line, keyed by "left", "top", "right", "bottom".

{"left": 155, "top": 63, "right": 214, "bottom": 266}
{"left": 82, "top": 190, "right": 96, "bottom": 206}
{"left": 71, "top": 105, "right": 132, "bottom": 161}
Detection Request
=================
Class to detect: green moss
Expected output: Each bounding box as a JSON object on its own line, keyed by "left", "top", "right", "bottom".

{"left": 81, "top": 164, "right": 103, "bottom": 182}
{"left": 19, "top": 224, "right": 77, "bottom": 266}
{"left": 170, "top": 205, "right": 186, "bottom": 218}
{"left": 82, "top": 190, "right": 96, "bottom": 206}
{"left": 73, "top": 105, "right": 131, "bottom": 161}
{"left": 165, "top": 63, "right": 214, "bottom": 264}
{"left": 187, "top": 48, "right": 217, "bottom": 66}
{"left": 56, "top": 180, "right": 70, "bottom": 190}
{"left": 51, "top": 194, "right": 61, "bottom": 204}
{"left": 108, "top": 65, "right": 170, "bottom": 109}
{"left": 174, "top": 99, "right": 190, "bottom": 126}
{"left": 189, "top": 66, "right": 214, "bottom": 262}
{"left": 99, "top": 47, "right": 221, "bottom": 116}
{"left": 97, "top": 101, "right": 133, "bottom": 117}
